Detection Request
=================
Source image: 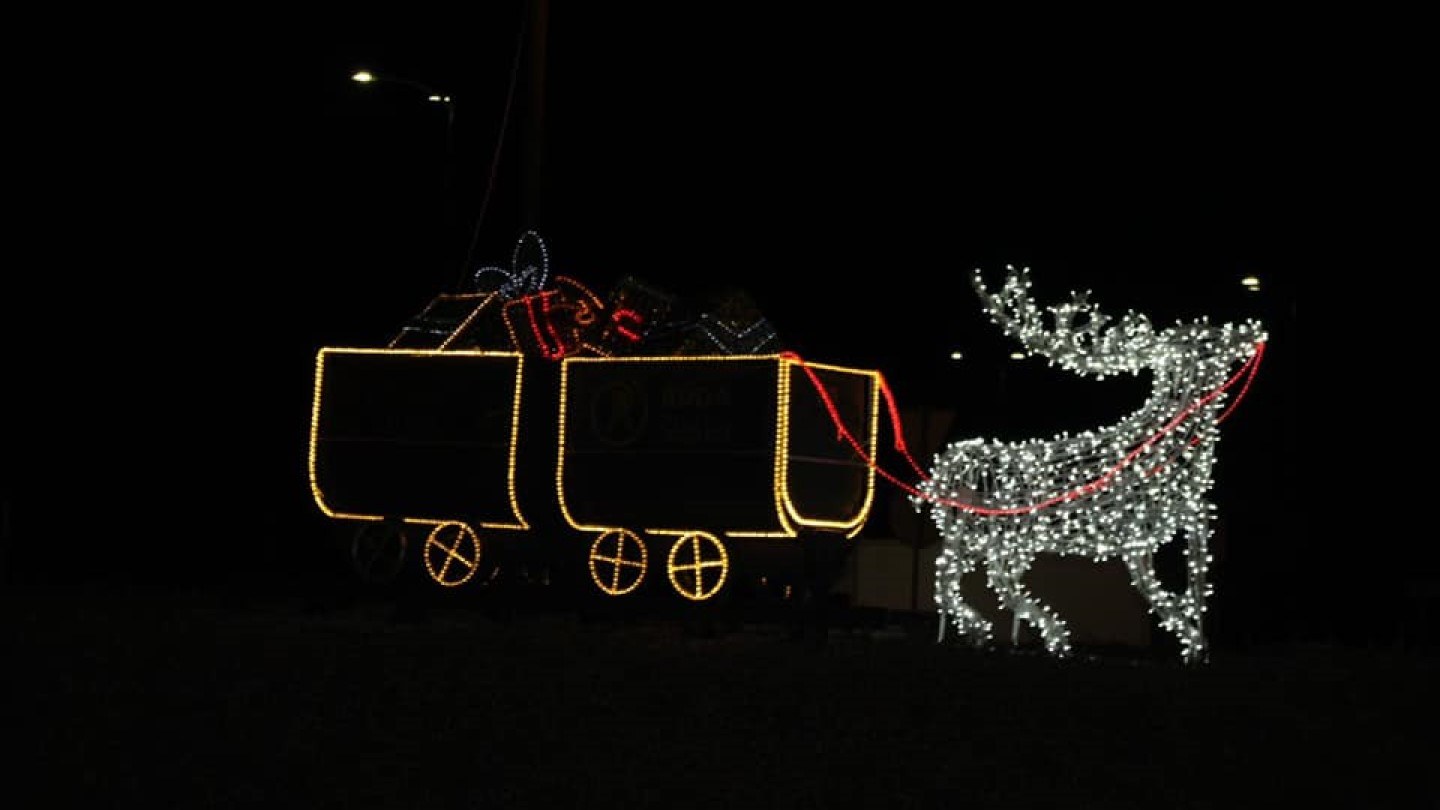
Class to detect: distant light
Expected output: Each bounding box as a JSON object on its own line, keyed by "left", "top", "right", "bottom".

{"left": 351, "top": 71, "right": 375, "bottom": 83}
{"left": 950, "top": 351, "right": 964, "bottom": 360}
{"left": 1009, "top": 352, "right": 1026, "bottom": 360}
{"left": 427, "top": 94, "right": 442, "bottom": 102}
{"left": 1240, "top": 275, "right": 1261, "bottom": 291}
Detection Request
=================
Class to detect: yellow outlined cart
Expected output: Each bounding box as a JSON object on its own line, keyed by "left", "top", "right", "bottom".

{"left": 308, "top": 343, "right": 882, "bottom": 602}
{"left": 308, "top": 347, "right": 530, "bottom": 588}
{"left": 558, "top": 354, "right": 882, "bottom": 601}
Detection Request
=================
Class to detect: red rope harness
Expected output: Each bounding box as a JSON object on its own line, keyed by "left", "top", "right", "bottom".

{"left": 783, "top": 341, "right": 1265, "bottom": 516}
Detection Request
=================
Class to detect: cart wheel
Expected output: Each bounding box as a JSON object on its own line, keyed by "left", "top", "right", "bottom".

{"left": 423, "top": 522, "right": 483, "bottom": 587}
{"left": 588, "top": 529, "right": 647, "bottom": 596}
{"left": 667, "top": 532, "right": 728, "bottom": 601}
{"left": 351, "top": 521, "right": 408, "bottom": 584}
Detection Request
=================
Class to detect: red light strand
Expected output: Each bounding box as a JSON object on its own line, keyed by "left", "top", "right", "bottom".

{"left": 539, "top": 291, "right": 566, "bottom": 359}
{"left": 784, "top": 342, "right": 1265, "bottom": 516}
{"left": 1215, "top": 339, "right": 1264, "bottom": 425}
{"left": 612, "top": 308, "right": 644, "bottom": 343}
{"left": 780, "top": 352, "right": 931, "bottom": 483}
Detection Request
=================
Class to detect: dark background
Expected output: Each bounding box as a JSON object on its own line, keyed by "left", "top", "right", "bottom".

{"left": 9, "top": 11, "right": 1431, "bottom": 807}
{"left": 8, "top": 5, "right": 1377, "bottom": 649}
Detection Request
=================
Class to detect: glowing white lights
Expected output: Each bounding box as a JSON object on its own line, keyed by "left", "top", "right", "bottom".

{"left": 915, "top": 266, "right": 1266, "bottom": 663}
{"left": 473, "top": 229, "right": 551, "bottom": 299}
{"left": 691, "top": 312, "right": 780, "bottom": 354}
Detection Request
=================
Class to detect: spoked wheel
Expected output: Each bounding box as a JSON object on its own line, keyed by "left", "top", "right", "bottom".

{"left": 666, "top": 531, "right": 729, "bottom": 601}
{"left": 588, "top": 529, "right": 648, "bottom": 596}
{"left": 350, "top": 521, "right": 408, "bottom": 585}
{"left": 423, "top": 522, "right": 483, "bottom": 587}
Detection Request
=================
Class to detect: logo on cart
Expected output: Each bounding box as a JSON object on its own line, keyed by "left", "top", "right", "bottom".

{"left": 590, "top": 379, "right": 648, "bottom": 447}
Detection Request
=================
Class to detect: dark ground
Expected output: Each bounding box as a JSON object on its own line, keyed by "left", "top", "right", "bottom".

{"left": 5, "top": 575, "right": 1434, "bottom": 809}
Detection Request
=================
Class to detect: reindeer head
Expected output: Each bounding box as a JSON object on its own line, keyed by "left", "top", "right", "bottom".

{"left": 973, "top": 266, "right": 1265, "bottom": 377}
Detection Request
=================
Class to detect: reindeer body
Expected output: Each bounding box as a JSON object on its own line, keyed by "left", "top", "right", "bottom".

{"left": 918, "top": 268, "right": 1265, "bottom": 663}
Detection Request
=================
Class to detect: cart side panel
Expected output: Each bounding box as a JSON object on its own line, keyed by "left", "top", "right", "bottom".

{"left": 311, "top": 350, "right": 523, "bottom": 524}
{"left": 561, "top": 358, "right": 781, "bottom": 533}
{"left": 783, "top": 364, "right": 878, "bottom": 529}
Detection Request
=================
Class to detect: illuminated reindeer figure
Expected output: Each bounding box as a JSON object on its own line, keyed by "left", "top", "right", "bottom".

{"left": 917, "top": 267, "right": 1265, "bottom": 663}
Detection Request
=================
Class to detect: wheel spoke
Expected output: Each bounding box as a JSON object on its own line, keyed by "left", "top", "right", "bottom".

{"left": 666, "top": 532, "right": 728, "bottom": 601}
{"left": 424, "top": 523, "right": 481, "bottom": 587}
{"left": 589, "top": 530, "right": 647, "bottom": 596}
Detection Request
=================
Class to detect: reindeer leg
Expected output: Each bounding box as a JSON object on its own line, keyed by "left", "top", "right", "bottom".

{"left": 1178, "top": 512, "right": 1213, "bottom": 663}
{"left": 934, "top": 546, "right": 992, "bottom": 647}
{"left": 985, "top": 548, "right": 1072, "bottom": 656}
{"left": 1124, "top": 518, "right": 1210, "bottom": 663}
{"left": 1125, "top": 549, "right": 1173, "bottom": 651}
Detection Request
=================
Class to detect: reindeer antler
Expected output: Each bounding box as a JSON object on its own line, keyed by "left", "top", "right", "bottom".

{"left": 973, "top": 266, "right": 1154, "bottom": 377}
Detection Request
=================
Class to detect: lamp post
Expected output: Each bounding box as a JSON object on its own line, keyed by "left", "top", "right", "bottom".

{"left": 351, "top": 70, "right": 456, "bottom": 191}
{"left": 351, "top": 69, "right": 459, "bottom": 288}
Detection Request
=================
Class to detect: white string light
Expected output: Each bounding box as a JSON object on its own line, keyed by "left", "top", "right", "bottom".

{"left": 691, "top": 312, "right": 779, "bottom": 354}
{"left": 472, "top": 229, "right": 550, "bottom": 299}
{"left": 916, "top": 266, "right": 1266, "bottom": 663}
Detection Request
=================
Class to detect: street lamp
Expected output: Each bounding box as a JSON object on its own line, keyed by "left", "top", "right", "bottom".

{"left": 350, "top": 69, "right": 456, "bottom": 173}
{"left": 350, "top": 68, "right": 459, "bottom": 281}
{"left": 351, "top": 70, "right": 452, "bottom": 105}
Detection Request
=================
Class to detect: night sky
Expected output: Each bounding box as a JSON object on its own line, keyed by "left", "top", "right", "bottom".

{"left": 10, "top": 6, "right": 1354, "bottom": 647}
